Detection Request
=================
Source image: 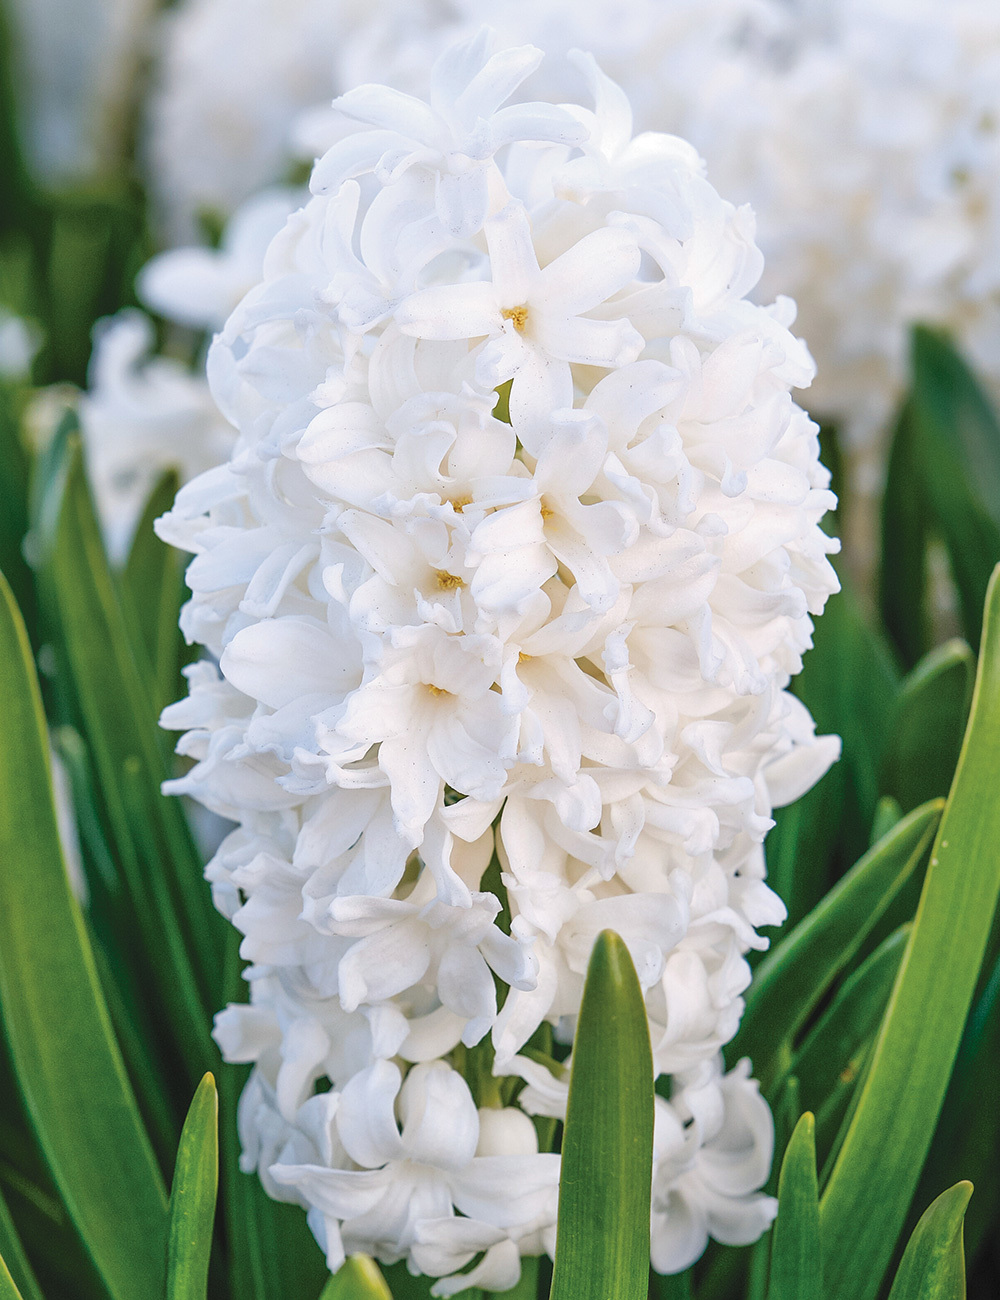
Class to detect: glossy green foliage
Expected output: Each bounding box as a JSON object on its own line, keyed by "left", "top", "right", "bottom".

{"left": 881, "top": 641, "right": 974, "bottom": 812}
{"left": 732, "top": 800, "right": 940, "bottom": 1093}
{"left": 880, "top": 403, "right": 930, "bottom": 668}
{"left": 917, "top": 947, "right": 1000, "bottom": 1261}
{"left": 121, "top": 469, "right": 189, "bottom": 718}
{"left": 0, "top": 1193, "right": 40, "bottom": 1300}
{"left": 768, "top": 582, "right": 900, "bottom": 924}
{"left": 790, "top": 927, "right": 909, "bottom": 1164}
{"left": 820, "top": 567, "right": 1000, "bottom": 1300}
{"left": 549, "top": 932, "right": 654, "bottom": 1300}
{"left": 766, "top": 1114, "right": 821, "bottom": 1300}
{"left": 903, "top": 328, "right": 1000, "bottom": 651}
{"left": 0, "top": 573, "right": 168, "bottom": 1300}
{"left": 887, "top": 1184, "right": 972, "bottom": 1300}
{"left": 33, "top": 430, "right": 220, "bottom": 1082}
{"left": 166, "top": 1075, "right": 219, "bottom": 1300}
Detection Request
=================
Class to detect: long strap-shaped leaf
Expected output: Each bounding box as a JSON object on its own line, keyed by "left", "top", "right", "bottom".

{"left": 732, "top": 799, "right": 941, "bottom": 1093}
{"left": 0, "top": 1253, "right": 24, "bottom": 1300}
{"left": 167, "top": 1074, "right": 219, "bottom": 1300}
{"left": 36, "top": 437, "right": 219, "bottom": 1080}
{"left": 0, "top": 573, "right": 168, "bottom": 1300}
{"left": 820, "top": 565, "right": 1000, "bottom": 1300}
{"left": 549, "top": 930, "right": 654, "bottom": 1300}
{"left": 886, "top": 1183, "right": 971, "bottom": 1300}
{"left": 766, "top": 1113, "right": 822, "bottom": 1300}
{"left": 0, "top": 1190, "right": 41, "bottom": 1300}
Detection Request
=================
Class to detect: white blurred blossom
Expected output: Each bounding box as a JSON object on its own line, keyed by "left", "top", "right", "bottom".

{"left": 79, "top": 189, "right": 301, "bottom": 560}
{"left": 144, "top": 0, "right": 402, "bottom": 242}
{"left": 0, "top": 309, "right": 40, "bottom": 380}
{"left": 144, "top": 0, "right": 996, "bottom": 478}
{"left": 78, "top": 311, "right": 236, "bottom": 562}
{"left": 159, "top": 34, "right": 839, "bottom": 1287}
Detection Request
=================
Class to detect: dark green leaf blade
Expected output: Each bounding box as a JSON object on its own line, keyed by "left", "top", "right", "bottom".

{"left": 167, "top": 1074, "right": 219, "bottom": 1300}
{"left": 36, "top": 433, "right": 222, "bottom": 1075}
{"left": 908, "top": 326, "right": 1000, "bottom": 649}
{"left": 880, "top": 402, "right": 930, "bottom": 669}
{"left": 819, "top": 566, "right": 1000, "bottom": 1300}
{"left": 0, "top": 1189, "right": 41, "bottom": 1300}
{"left": 887, "top": 1183, "right": 972, "bottom": 1300}
{"left": 549, "top": 930, "right": 654, "bottom": 1300}
{"left": 881, "top": 641, "right": 974, "bottom": 813}
{"left": 122, "top": 470, "right": 189, "bottom": 716}
{"left": 766, "top": 1113, "right": 822, "bottom": 1300}
{"left": 791, "top": 926, "right": 909, "bottom": 1162}
{"left": 0, "top": 571, "right": 168, "bottom": 1300}
{"left": 916, "top": 946, "right": 1000, "bottom": 1261}
{"left": 731, "top": 800, "right": 941, "bottom": 1092}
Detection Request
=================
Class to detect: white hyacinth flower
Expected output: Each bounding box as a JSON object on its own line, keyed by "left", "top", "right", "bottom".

{"left": 159, "top": 32, "right": 839, "bottom": 1287}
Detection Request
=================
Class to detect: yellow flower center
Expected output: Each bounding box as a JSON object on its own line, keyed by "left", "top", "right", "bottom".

{"left": 435, "top": 570, "right": 465, "bottom": 590}
{"left": 501, "top": 305, "right": 529, "bottom": 333}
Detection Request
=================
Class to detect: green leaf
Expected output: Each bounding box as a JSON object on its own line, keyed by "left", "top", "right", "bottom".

{"left": 0, "top": 571, "right": 168, "bottom": 1300}
{"left": 166, "top": 1074, "right": 218, "bottom": 1300}
{"left": 870, "top": 796, "right": 903, "bottom": 848}
{"left": 887, "top": 1184, "right": 972, "bottom": 1300}
{"left": 731, "top": 800, "right": 941, "bottom": 1092}
{"left": 908, "top": 326, "right": 1000, "bottom": 650}
{"left": 910, "top": 327, "right": 1000, "bottom": 534}
{"left": 650, "top": 1270, "right": 693, "bottom": 1299}
{"left": 0, "top": 1254, "right": 24, "bottom": 1300}
{"left": 122, "top": 470, "right": 189, "bottom": 717}
{"left": 765, "top": 760, "right": 846, "bottom": 934}
{"left": 35, "top": 432, "right": 223, "bottom": 1076}
{"left": 794, "top": 581, "right": 900, "bottom": 837}
{"left": 791, "top": 927, "right": 909, "bottom": 1157}
{"left": 549, "top": 931, "right": 654, "bottom": 1300}
{"left": 880, "top": 402, "right": 930, "bottom": 669}
{"left": 770, "top": 580, "right": 900, "bottom": 927}
{"left": 0, "top": 386, "right": 35, "bottom": 648}
{"left": 320, "top": 1256, "right": 392, "bottom": 1300}
{"left": 766, "top": 1113, "right": 822, "bottom": 1300}
{"left": 0, "top": 1188, "right": 41, "bottom": 1300}
{"left": 819, "top": 565, "right": 1000, "bottom": 1300}
{"left": 916, "top": 945, "right": 1000, "bottom": 1261}
{"left": 881, "top": 641, "right": 974, "bottom": 813}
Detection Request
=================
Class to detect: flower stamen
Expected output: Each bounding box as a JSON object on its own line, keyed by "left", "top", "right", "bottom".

{"left": 501, "top": 305, "right": 529, "bottom": 333}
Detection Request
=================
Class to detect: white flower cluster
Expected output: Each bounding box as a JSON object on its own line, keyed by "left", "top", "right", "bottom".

{"left": 159, "top": 35, "right": 840, "bottom": 1290}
